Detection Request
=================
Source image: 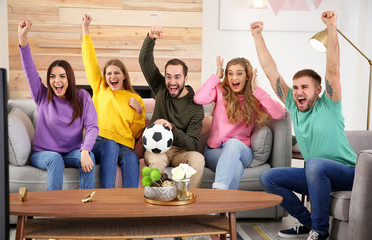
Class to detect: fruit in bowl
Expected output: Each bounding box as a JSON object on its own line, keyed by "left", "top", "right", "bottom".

{"left": 141, "top": 167, "right": 177, "bottom": 201}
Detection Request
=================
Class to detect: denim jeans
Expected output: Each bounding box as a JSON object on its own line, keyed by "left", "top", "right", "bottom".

{"left": 260, "top": 158, "right": 355, "bottom": 234}
{"left": 93, "top": 136, "right": 139, "bottom": 188}
{"left": 30, "top": 149, "right": 95, "bottom": 191}
{"left": 204, "top": 138, "right": 253, "bottom": 190}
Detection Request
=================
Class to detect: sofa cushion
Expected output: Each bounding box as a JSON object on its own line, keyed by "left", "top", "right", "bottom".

{"left": 250, "top": 126, "right": 273, "bottom": 167}
{"left": 330, "top": 191, "right": 351, "bottom": 221}
{"left": 8, "top": 107, "right": 34, "bottom": 166}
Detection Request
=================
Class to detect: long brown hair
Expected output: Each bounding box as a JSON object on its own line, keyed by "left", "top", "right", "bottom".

{"left": 103, "top": 59, "right": 135, "bottom": 93}
{"left": 218, "top": 58, "right": 270, "bottom": 127}
{"left": 46, "top": 60, "right": 83, "bottom": 125}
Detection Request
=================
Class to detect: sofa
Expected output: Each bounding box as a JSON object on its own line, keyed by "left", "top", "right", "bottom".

{"left": 328, "top": 131, "right": 372, "bottom": 240}
{"left": 8, "top": 97, "right": 292, "bottom": 220}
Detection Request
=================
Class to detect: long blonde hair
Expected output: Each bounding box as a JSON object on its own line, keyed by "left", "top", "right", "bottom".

{"left": 218, "top": 58, "right": 270, "bottom": 127}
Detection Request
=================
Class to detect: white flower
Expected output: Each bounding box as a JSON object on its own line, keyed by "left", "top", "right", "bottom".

{"left": 171, "top": 164, "right": 197, "bottom": 182}
{"left": 171, "top": 167, "right": 185, "bottom": 181}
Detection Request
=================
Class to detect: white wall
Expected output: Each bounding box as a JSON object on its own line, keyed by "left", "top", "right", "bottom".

{"left": 203, "top": 0, "right": 372, "bottom": 130}
{"left": 0, "top": 0, "right": 9, "bottom": 79}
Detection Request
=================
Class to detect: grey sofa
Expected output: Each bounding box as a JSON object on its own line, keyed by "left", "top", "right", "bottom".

{"left": 142, "top": 98, "right": 293, "bottom": 219}
{"left": 329, "top": 130, "right": 372, "bottom": 240}
{"left": 8, "top": 98, "right": 292, "bottom": 221}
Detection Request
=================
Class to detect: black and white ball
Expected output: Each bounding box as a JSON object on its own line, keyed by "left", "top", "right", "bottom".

{"left": 142, "top": 123, "right": 173, "bottom": 154}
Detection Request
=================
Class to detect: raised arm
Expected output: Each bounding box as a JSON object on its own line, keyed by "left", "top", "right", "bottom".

{"left": 251, "top": 21, "right": 289, "bottom": 104}
{"left": 322, "top": 11, "right": 341, "bottom": 102}
{"left": 138, "top": 26, "right": 166, "bottom": 94}
{"left": 18, "top": 20, "right": 47, "bottom": 103}
{"left": 81, "top": 14, "right": 103, "bottom": 90}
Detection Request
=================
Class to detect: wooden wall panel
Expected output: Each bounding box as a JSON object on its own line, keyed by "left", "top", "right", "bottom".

{"left": 7, "top": 0, "right": 203, "bottom": 99}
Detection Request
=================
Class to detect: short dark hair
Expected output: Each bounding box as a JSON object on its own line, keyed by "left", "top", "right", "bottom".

{"left": 293, "top": 69, "right": 321, "bottom": 85}
{"left": 165, "top": 58, "right": 188, "bottom": 77}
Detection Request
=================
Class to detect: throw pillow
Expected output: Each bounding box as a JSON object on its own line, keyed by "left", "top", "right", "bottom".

{"left": 8, "top": 107, "right": 35, "bottom": 166}
{"left": 250, "top": 126, "right": 273, "bottom": 167}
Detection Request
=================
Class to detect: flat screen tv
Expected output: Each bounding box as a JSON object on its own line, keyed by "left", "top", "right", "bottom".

{"left": 0, "top": 68, "right": 9, "bottom": 239}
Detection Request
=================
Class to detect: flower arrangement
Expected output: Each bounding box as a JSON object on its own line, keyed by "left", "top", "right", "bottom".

{"left": 171, "top": 163, "right": 197, "bottom": 181}
{"left": 171, "top": 164, "right": 196, "bottom": 200}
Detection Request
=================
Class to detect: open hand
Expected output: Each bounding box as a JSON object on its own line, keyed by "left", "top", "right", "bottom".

{"left": 80, "top": 150, "right": 94, "bottom": 173}
{"left": 251, "top": 68, "right": 258, "bottom": 91}
{"left": 216, "top": 56, "right": 224, "bottom": 79}
{"left": 154, "top": 119, "right": 174, "bottom": 130}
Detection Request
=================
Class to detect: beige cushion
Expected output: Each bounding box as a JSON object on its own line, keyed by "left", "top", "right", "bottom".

{"left": 250, "top": 126, "right": 273, "bottom": 167}
{"left": 8, "top": 107, "right": 34, "bottom": 166}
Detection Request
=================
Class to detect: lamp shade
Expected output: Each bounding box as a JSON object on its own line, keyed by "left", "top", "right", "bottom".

{"left": 309, "top": 28, "right": 328, "bottom": 53}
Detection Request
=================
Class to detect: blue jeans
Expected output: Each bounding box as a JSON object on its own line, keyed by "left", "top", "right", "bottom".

{"left": 93, "top": 136, "right": 139, "bottom": 188}
{"left": 30, "top": 149, "right": 95, "bottom": 191}
{"left": 204, "top": 138, "right": 253, "bottom": 190}
{"left": 260, "top": 158, "right": 355, "bottom": 234}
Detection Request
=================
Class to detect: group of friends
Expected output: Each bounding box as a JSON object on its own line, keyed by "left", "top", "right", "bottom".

{"left": 17, "top": 11, "right": 356, "bottom": 240}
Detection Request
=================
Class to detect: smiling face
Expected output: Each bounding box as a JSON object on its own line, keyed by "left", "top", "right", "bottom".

{"left": 49, "top": 66, "right": 69, "bottom": 98}
{"left": 165, "top": 64, "right": 188, "bottom": 98}
{"left": 104, "top": 65, "right": 125, "bottom": 91}
{"left": 292, "top": 76, "right": 322, "bottom": 112}
{"left": 227, "top": 64, "right": 248, "bottom": 94}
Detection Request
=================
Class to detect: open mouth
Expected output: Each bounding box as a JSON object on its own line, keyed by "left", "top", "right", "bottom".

{"left": 231, "top": 82, "right": 240, "bottom": 90}
{"left": 54, "top": 85, "right": 64, "bottom": 94}
{"left": 298, "top": 97, "right": 306, "bottom": 106}
{"left": 168, "top": 85, "right": 179, "bottom": 95}
{"left": 110, "top": 80, "right": 119, "bottom": 88}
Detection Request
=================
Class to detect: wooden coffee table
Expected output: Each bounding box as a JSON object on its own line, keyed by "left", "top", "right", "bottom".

{"left": 9, "top": 188, "right": 282, "bottom": 240}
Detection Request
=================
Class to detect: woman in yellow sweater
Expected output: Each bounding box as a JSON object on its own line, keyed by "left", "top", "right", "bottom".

{"left": 81, "top": 14, "right": 146, "bottom": 188}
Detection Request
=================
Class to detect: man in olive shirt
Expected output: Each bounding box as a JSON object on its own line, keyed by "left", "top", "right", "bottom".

{"left": 139, "top": 25, "right": 205, "bottom": 188}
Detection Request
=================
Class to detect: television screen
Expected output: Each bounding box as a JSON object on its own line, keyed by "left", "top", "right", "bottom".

{"left": 0, "top": 68, "right": 9, "bottom": 239}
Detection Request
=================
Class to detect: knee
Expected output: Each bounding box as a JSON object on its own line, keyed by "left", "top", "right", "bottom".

{"left": 188, "top": 152, "right": 205, "bottom": 169}
{"left": 305, "top": 158, "right": 327, "bottom": 181}
{"left": 89, "top": 152, "right": 96, "bottom": 165}
{"left": 120, "top": 150, "right": 139, "bottom": 164}
{"left": 103, "top": 140, "right": 119, "bottom": 152}
{"left": 224, "top": 138, "right": 244, "bottom": 149}
{"left": 305, "top": 158, "right": 325, "bottom": 175}
{"left": 47, "top": 153, "right": 65, "bottom": 168}
{"left": 259, "top": 169, "right": 274, "bottom": 190}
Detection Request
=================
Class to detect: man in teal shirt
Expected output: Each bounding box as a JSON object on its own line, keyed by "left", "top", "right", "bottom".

{"left": 251, "top": 11, "right": 356, "bottom": 240}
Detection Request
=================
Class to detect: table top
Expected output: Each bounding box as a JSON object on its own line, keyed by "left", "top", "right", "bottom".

{"left": 9, "top": 188, "right": 282, "bottom": 218}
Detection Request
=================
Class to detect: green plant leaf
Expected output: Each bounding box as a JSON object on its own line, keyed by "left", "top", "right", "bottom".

{"left": 141, "top": 176, "right": 152, "bottom": 187}
{"left": 150, "top": 168, "right": 161, "bottom": 182}
{"left": 141, "top": 166, "right": 152, "bottom": 177}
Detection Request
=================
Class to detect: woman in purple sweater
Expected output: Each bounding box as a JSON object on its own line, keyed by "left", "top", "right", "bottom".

{"left": 18, "top": 20, "right": 99, "bottom": 191}
{"left": 194, "top": 56, "right": 285, "bottom": 190}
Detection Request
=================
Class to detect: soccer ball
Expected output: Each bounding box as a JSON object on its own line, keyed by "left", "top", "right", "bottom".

{"left": 142, "top": 123, "right": 173, "bottom": 154}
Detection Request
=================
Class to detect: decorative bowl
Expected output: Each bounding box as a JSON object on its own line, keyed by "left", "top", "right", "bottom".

{"left": 144, "top": 185, "right": 177, "bottom": 201}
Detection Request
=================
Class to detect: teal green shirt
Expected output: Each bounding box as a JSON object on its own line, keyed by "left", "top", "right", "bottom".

{"left": 286, "top": 89, "right": 356, "bottom": 166}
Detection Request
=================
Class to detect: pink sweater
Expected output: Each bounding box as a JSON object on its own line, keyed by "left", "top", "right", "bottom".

{"left": 194, "top": 74, "right": 285, "bottom": 148}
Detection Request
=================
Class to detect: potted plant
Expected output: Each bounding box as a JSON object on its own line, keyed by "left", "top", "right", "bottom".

{"left": 141, "top": 167, "right": 177, "bottom": 201}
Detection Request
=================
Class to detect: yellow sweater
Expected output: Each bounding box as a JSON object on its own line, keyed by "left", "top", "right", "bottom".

{"left": 82, "top": 34, "right": 146, "bottom": 149}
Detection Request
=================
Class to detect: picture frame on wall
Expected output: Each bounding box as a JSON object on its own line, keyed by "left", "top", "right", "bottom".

{"left": 219, "top": 0, "right": 341, "bottom": 32}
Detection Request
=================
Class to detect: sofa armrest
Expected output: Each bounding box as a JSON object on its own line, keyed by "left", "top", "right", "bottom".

{"left": 266, "top": 108, "right": 292, "bottom": 168}
{"left": 348, "top": 150, "right": 372, "bottom": 239}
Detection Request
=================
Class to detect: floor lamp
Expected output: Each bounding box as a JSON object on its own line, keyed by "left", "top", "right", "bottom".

{"left": 309, "top": 28, "right": 372, "bottom": 130}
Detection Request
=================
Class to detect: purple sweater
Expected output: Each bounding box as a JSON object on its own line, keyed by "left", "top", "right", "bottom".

{"left": 20, "top": 45, "right": 98, "bottom": 153}
{"left": 194, "top": 74, "right": 285, "bottom": 148}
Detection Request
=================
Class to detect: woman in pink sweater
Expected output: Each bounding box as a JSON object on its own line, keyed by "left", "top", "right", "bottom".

{"left": 194, "top": 57, "right": 285, "bottom": 190}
